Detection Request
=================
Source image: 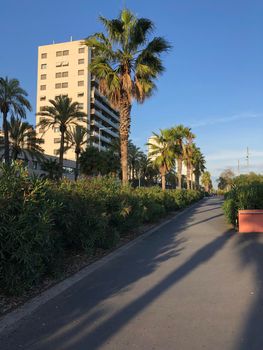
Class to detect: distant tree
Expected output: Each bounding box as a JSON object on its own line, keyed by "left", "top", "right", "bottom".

{"left": 201, "top": 171, "right": 213, "bottom": 192}
{"left": 0, "top": 77, "right": 32, "bottom": 164}
{"left": 66, "top": 125, "right": 88, "bottom": 180}
{"left": 2, "top": 116, "right": 44, "bottom": 161}
{"left": 217, "top": 169, "right": 235, "bottom": 191}
{"left": 148, "top": 129, "right": 175, "bottom": 190}
{"left": 192, "top": 145, "right": 206, "bottom": 189}
{"left": 37, "top": 95, "right": 86, "bottom": 177}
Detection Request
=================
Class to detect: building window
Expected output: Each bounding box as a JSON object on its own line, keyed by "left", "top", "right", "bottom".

{"left": 79, "top": 103, "right": 84, "bottom": 109}
{"left": 40, "top": 106, "right": 45, "bottom": 111}
{"left": 62, "top": 82, "right": 68, "bottom": 88}
{"left": 40, "top": 96, "right": 46, "bottom": 101}
{"left": 41, "top": 53, "right": 47, "bottom": 59}
{"left": 78, "top": 81, "right": 84, "bottom": 86}
{"left": 77, "top": 92, "right": 84, "bottom": 97}
{"left": 40, "top": 85, "right": 46, "bottom": 91}
{"left": 63, "top": 50, "right": 69, "bottom": 56}
{"left": 41, "top": 64, "right": 47, "bottom": 69}
{"left": 78, "top": 70, "right": 84, "bottom": 76}
{"left": 54, "top": 149, "right": 60, "bottom": 155}
{"left": 40, "top": 74, "right": 46, "bottom": 80}
{"left": 56, "top": 62, "right": 63, "bottom": 67}
{"left": 62, "top": 71, "right": 68, "bottom": 77}
{"left": 78, "top": 47, "right": 85, "bottom": 53}
{"left": 56, "top": 51, "right": 63, "bottom": 57}
{"left": 54, "top": 138, "right": 61, "bottom": 143}
{"left": 78, "top": 58, "right": 84, "bottom": 64}
{"left": 62, "top": 61, "right": 69, "bottom": 66}
{"left": 55, "top": 83, "right": 61, "bottom": 89}
{"left": 54, "top": 127, "right": 60, "bottom": 132}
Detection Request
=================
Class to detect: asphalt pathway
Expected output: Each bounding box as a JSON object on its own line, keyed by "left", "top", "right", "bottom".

{"left": 1, "top": 196, "right": 263, "bottom": 350}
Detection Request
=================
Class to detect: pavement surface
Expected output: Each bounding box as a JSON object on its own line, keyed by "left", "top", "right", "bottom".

{"left": 1, "top": 196, "right": 263, "bottom": 350}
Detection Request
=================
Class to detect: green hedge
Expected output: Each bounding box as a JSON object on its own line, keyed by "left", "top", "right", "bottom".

{"left": 0, "top": 163, "right": 203, "bottom": 295}
{"left": 223, "top": 184, "right": 263, "bottom": 226}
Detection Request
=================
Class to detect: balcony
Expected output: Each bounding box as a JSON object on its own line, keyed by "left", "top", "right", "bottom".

{"left": 92, "top": 98, "right": 119, "bottom": 122}
{"left": 91, "top": 131, "right": 111, "bottom": 144}
{"left": 91, "top": 108, "right": 119, "bottom": 130}
{"left": 90, "top": 120, "right": 119, "bottom": 138}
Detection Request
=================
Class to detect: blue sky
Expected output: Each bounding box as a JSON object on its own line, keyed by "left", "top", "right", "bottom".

{"left": 1, "top": 0, "right": 263, "bottom": 181}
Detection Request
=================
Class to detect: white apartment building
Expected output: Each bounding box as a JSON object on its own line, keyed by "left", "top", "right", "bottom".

{"left": 36, "top": 40, "right": 119, "bottom": 161}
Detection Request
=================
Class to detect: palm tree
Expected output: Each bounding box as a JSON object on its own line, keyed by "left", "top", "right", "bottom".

{"left": 148, "top": 129, "right": 175, "bottom": 190}
{"left": 2, "top": 116, "right": 44, "bottom": 161}
{"left": 66, "top": 125, "right": 88, "bottom": 180}
{"left": 84, "top": 8, "right": 171, "bottom": 184}
{"left": 128, "top": 141, "right": 144, "bottom": 181}
{"left": 192, "top": 145, "right": 206, "bottom": 189}
{"left": 201, "top": 171, "right": 213, "bottom": 192}
{"left": 0, "top": 77, "right": 31, "bottom": 164}
{"left": 170, "top": 125, "right": 188, "bottom": 189}
{"left": 183, "top": 127, "right": 195, "bottom": 190}
{"left": 40, "top": 158, "right": 60, "bottom": 180}
{"left": 37, "top": 95, "right": 86, "bottom": 177}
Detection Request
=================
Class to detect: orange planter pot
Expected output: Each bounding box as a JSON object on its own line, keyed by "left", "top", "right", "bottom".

{"left": 238, "top": 210, "right": 263, "bottom": 233}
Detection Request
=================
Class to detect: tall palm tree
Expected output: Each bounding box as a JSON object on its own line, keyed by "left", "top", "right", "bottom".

{"left": 84, "top": 8, "right": 171, "bottom": 184}
{"left": 4, "top": 116, "right": 44, "bottom": 161}
{"left": 37, "top": 95, "right": 86, "bottom": 177}
{"left": 192, "top": 145, "right": 206, "bottom": 189}
{"left": 66, "top": 125, "right": 88, "bottom": 180}
{"left": 183, "top": 127, "right": 195, "bottom": 190}
{"left": 0, "top": 77, "right": 31, "bottom": 164}
{"left": 148, "top": 129, "right": 175, "bottom": 190}
{"left": 171, "top": 125, "right": 188, "bottom": 189}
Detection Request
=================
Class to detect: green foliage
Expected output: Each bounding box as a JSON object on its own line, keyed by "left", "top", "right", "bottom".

{"left": 223, "top": 183, "right": 263, "bottom": 226}
{"left": 0, "top": 163, "right": 202, "bottom": 295}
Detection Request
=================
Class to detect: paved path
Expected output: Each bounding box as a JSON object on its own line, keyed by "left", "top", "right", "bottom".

{"left": 1, "top": 197, "right": 263, "bottom": 350}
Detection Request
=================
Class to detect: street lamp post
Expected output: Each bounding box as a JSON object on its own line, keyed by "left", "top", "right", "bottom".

{"left": 98, "top": 126, "right": 113, "bottom": 152}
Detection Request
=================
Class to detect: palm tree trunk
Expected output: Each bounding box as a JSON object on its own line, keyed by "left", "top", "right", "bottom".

{"left": 190, "top": 166, "right": 194, "bottom": 189}
{"left": 3, "top": 111, "right": 10, "bottom": 165}
{"left": 119, "top": 94, "right": 131, "bottom": 185}
{"left": 177, "top": 158, "right": 182, "bottom": 189}
{"left": 75, "top": 151, "right": 79, "bottom": 181}
{"left": 187, "top": 161, "right": 191, "bottom": 190}
{"left": 59, "top": 131, "right": 65, "bottom": 178}
{"left": 160, "top": 167, "right": 166, "bottom": 191}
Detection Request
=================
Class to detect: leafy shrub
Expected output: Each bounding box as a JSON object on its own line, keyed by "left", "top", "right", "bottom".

{"left": 223, "top": 184, "right": 263, "bottom": 227}
{"left": 0, "top": 164, "right": 203, "bottom": 295}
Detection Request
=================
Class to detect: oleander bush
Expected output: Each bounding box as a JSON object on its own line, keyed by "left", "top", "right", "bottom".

{"left": 223, "top": 184, "right": 263, "bottom": 226}
{"left": 0, "top": 163, "right": 203, "bottom": 295}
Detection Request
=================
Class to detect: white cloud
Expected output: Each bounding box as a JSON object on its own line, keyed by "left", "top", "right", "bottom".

{"left": 191, "top": 112, "right": 262, "bottom": 128}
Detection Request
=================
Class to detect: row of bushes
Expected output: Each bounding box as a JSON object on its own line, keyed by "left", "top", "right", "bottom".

{"left": 223, "top": 184, "right": 263, "bottom": 226}
{"left": 0, "top": 163, "right": 203, "bottom": 295}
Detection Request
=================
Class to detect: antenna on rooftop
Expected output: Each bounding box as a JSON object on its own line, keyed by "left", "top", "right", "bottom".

{"left": 52, "top": 40, "right": 55, "bottom": 44}
{"left": 70, "top": 36, "right": 73, "bottom": 41}
{"left": 246, "top": 147, "right": 250, "bottom": 172}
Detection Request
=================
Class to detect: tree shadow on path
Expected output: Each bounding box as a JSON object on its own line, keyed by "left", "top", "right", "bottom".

{"left": 234, "top": 234, "right": 263, "bottom": 350}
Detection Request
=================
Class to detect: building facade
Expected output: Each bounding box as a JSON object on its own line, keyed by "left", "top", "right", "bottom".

{"left": 36, "top": 40, "right": 119, "bottom": 161}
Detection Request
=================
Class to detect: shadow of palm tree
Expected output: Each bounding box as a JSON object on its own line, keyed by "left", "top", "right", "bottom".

{"left": 234, "top": 234, "right": 263, "bottom": 350}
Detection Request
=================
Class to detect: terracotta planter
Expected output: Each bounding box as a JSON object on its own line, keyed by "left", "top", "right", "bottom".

{"left": 238, "top": 210, "right": 263, "bottom": 233}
